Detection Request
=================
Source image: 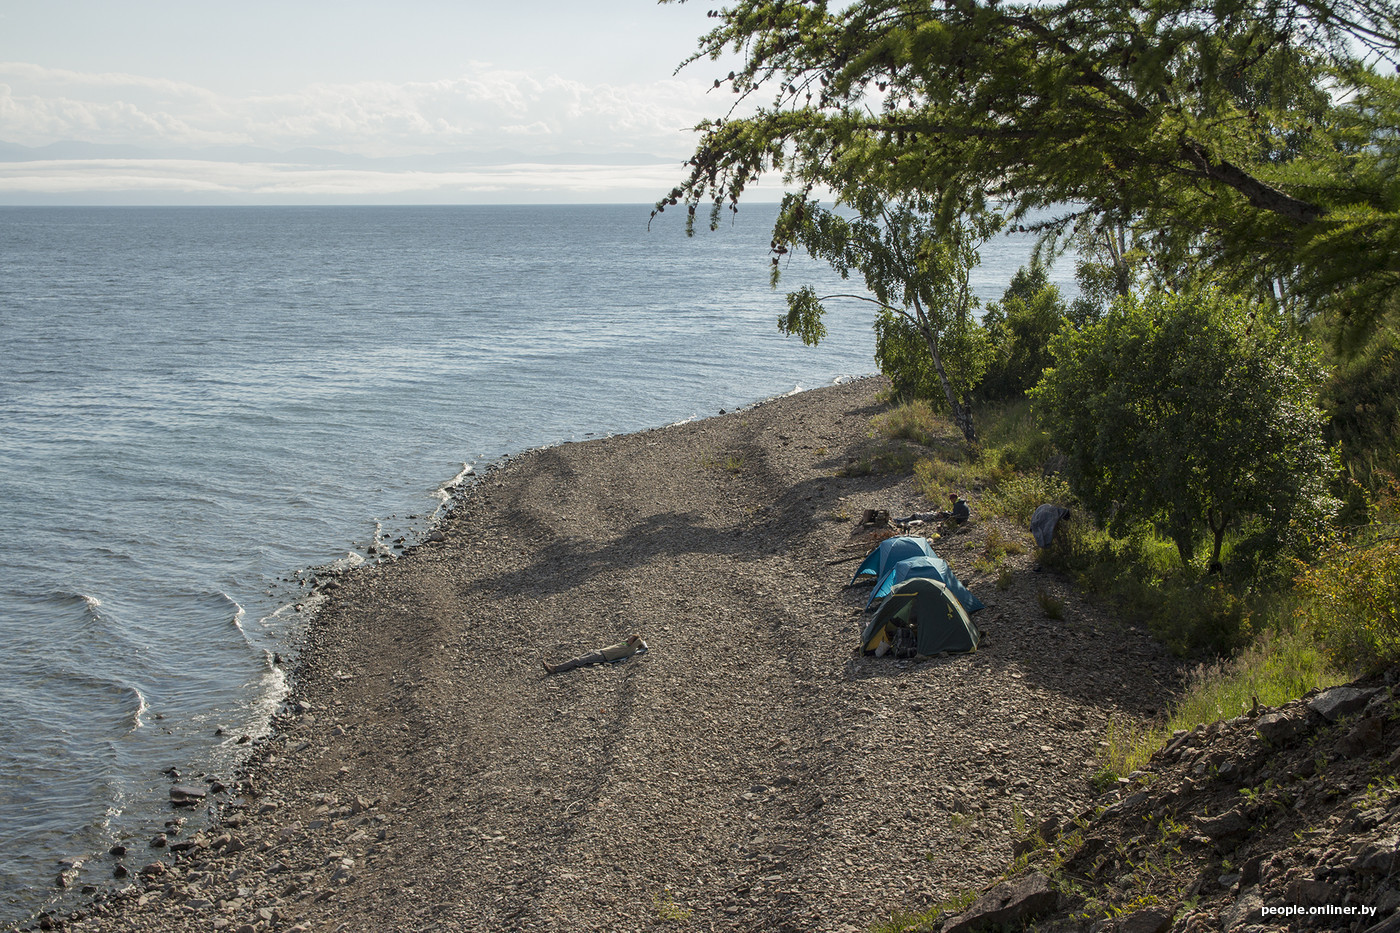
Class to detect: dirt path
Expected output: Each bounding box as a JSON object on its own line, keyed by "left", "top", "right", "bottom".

{"left": 58, "top": 378, "right": 1182, "bottom": 933}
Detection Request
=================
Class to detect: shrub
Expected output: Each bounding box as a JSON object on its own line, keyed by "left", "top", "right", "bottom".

{"left": 1170, "top": 628, "right": 1345, "bottom": 727}
{"left": 984, "top": 472, "right": 1072, "bottom": 524}
{"left": 1324, "top": 325, "right": 1400, "bottom": 517}
{"left": 871, "top": 399, "right": 952, "bottom": 447}
{"left": 1037, "top": 588, "right": 1066, "bottom": 619}
{"left": 1032, "top": 287, "right": 1338, "bottom": 571}
{"left": 1296, "top": 474, "right": 1400, "bottom": 670}
{"left": 979, "top": 260, "right": 1070, "bottom": 401}
{"left": 1296, "top": 535, "right": 1400, "bottom": 671}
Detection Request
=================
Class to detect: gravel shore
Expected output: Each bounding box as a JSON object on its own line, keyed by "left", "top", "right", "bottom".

{"left": 49, "top": 377, "right": 1182, "bottom": 933}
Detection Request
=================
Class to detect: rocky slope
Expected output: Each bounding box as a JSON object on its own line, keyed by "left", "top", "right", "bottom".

{"left": 923, "top": 672, "right": 1400, "bottom": 933}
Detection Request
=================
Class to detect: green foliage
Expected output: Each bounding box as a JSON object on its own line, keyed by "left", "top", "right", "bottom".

{"left": 1295, "top": 478, "right": 1400, "bottom": 670}
{"left": 914, "top": 454, "right": 992, "bottom": 501}
{"left": 979, "top": 261, "right": 1071, "bottom": 401}
{"left": 1096, "top": 625, "right": 1342, "bottom": 779}
{"left": 841, "top": 447, "right": 919, "bottom": 477}
{"left": 975, "top": 398, "right": 1057, "bottom": 475}
{"left": 876, "top": 308, "right": 990, "bottom": 413}
{"left": 984, "top": 473, "right": 1072, "bottom": 526}
{"left": 652, "top": 889, "right": 693, "bottom": 923}
{"left": 1323, "top": 324, "right": 1400, "bottom": 516}
{"left": 1037, "top": 588, "right": 1066, "bottom": 620}
{"left": 660, "top": 0, "right": 1400, "bottom": 340}
{"left": 871, "top": 399, "right": 957, "bottom": 448}
{"left": 1043, "top": 519, "right": 1265, "bottom": 655}
{"left": 1031, "top": 288, "right": 1338, "bottom": 570}
{"left": 1098, "top": 718, "right": 1166, "bottom": 784}
{"left": 1171, "top": 629, "right": 1346, "bottom": 727}
{"left": 775, "top": 195, "right": 999, "bottom": 441}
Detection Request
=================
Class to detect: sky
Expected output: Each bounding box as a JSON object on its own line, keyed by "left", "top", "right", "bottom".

{"left": 0, "top": 1, "right": 766, "bottom": 204}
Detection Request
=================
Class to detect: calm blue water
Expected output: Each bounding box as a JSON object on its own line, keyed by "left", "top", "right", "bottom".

{"left": 0, "top": 203, "right": 1071, "bottom": 923}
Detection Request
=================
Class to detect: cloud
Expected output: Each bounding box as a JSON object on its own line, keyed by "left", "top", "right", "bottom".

{"left": 0, "top": 61, "right": 719, "bottom": 159}
{"left": 0, "top": 156, "right": 782, "bottom": 204}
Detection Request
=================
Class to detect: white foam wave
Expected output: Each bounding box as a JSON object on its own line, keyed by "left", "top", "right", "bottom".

{"left": 218, "top": 592, "right": 247, "bottom": 633}
{"left": 124, "top": 685, "right": 148, "bottom": 734}
{"left": 433, "top": 462, "right": 475, "bottom": 515}
{"left": 326, "top": 551, "right": 366, "bottom": 573}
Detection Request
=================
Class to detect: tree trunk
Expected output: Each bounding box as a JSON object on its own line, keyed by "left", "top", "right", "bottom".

{"left": 1207, "top": 507, "right": 1230, "bottom": 574}
{"left": 911, "top": 299, "right": 977, "bottom": 443}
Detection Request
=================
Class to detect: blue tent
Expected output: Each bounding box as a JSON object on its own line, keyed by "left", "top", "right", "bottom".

{"left": 849, "top": 536, "right": 935, "bottom": 586}
{"left": 866, "top": 554, "right": 985, "bottom": 614}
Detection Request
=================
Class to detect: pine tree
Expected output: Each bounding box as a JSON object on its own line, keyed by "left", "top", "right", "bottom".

{"left": 657, "top": 0, "right": 1400, "bottom": 336}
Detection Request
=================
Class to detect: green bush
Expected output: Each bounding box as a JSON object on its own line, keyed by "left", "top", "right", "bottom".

{"left": 1296, "top": 535, "right": 1400, "bottom": 671}
{"left": 1324, "top": 325, "right": 1400, "bottom": 519}
{"left": 1044, "top": 519, "right": 1265, "bottom": 656}
{"left": 875, "top": 308, "right": 989, "bottom": 411}
{"left": 871, "top": 399, "right": 952, "bottom": 447}
{"left": 976, "top": 398, "right": 1058, "bottom": 474}
{"left": 979, "top": 260, "right": 1070, "bottom": 401}
{"left": 1295, "top": 475, "right": 1400, "bottom": 671}
{"left": 1032, "top": 287, "right": 1338, "bottom": 571}
{"left": 984, "top": 472, "right": 1072, "bottom": 524}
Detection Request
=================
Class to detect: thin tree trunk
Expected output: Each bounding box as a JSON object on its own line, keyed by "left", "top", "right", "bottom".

{"left": 910, "top": 295, "right": 977, "bottom": 443}
{"left": 1207, "top": 507, "right": 1230, "bottom": 573}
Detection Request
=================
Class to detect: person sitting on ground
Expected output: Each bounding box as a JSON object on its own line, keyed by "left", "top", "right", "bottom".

{"left": 896, "top": 493, "right": 970, "bottom": 528}
{"left": 948, "top": 493, "right": 970, "bottom": 525}
{"left": 542, "top": 633, "right": 648, "bottom": 674}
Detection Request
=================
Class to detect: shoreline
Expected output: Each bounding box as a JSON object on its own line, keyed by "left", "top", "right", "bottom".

{"left": 33, "top": 376, "right": 1182, "bottom": 933}
{"left": 3, "top": 378, "right": 868, "bottom": 931}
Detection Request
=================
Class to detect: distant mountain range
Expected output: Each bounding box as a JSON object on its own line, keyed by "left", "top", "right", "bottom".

{"left": 0, "top": 140, "right": 684, "bottom": 169}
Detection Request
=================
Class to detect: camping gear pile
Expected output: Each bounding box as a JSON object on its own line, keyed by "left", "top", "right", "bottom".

{"left": 848, "top": 536, "right": 984, "bottom": 658}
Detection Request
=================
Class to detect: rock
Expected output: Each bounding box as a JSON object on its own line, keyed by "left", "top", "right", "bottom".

{"left": 1239, "top": 855, "right": 1266, "bottom": 888}
{"left": 1255, "top": 711, "right": 1308, "bottom": 745}
{"left": 943, "top": 872, "right": 1058, "bottom": 933}
{"left": 1116, "top": 906, "right": 1173, "bottom": 933}
{"left": 1351, "top": 837, "right": 1400, "bottom": 875}
{"left": 170, "top": 784, "right": 208, "bottom": 805}
{"left": 1102, "top": 791, "right": 1149, "bottom": 817}
{"left": 150, "top": 833, "right": 168, "bottom": 848}
{"left": 1338, "top": 715, "right": 1386, "bottom": 758}
{"left": 1363, "top": 913, "right": 1400, "bottom": 933}
{"left": 1285, "top": 878, "right": 1339, "bottom": 906}
{"left": 1223, "top": 890, "right": 1263, "bottom": 931}
{"left": 1307, "top": 686, "right": 1376, "bottom": 722}
{"left": 1197, "top": 807, "right": 1250, "bottom": 852}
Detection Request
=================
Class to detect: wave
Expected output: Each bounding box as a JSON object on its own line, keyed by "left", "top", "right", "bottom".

{"left": 433, "top": 461, "right": 475, "bottom": 515}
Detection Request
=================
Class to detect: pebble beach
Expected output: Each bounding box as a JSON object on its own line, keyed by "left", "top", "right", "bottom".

{"left": 37, "top": 377, "right": 1184, "bottom": 933}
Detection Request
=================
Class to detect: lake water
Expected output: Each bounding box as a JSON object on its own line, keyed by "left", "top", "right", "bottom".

{"left": 0, "top": 203, "right": 1072, "bottom": 923}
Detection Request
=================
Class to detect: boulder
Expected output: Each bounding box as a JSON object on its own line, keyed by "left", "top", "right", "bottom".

{"left": 1307, "top": 686, "right": 1376, "bottom": 722}
{"left": 1339, "top": 715, "right": 1386, "bottom": 758}
{"left": 943, "top": 872, "right": 1058, "bottom": 933}
{"left": 1351, "top": 837, "right": 1400, "bottom": 875}
{"left": 1256, "top": 711, "right": 1308, "bottom": 745}
{"left": 1197, "top": 808, "right": 1251, "bottom": 853}
{"left": 170, "top": 784, "right": 208, "bottom": 805}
